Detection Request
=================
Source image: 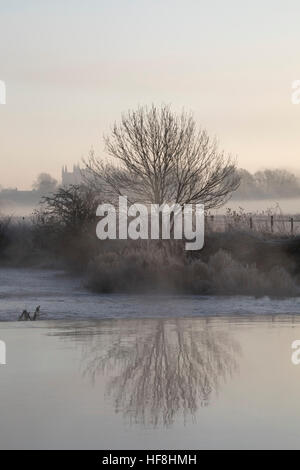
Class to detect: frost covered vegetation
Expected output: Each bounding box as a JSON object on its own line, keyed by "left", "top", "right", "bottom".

{"left": 1, "top": 192, "right": 300, "bottom": 297}
{"left": 87, "top": 245, "right": 299, "bottom": 296}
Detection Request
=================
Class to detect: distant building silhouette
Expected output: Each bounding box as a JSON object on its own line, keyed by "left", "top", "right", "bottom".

{"left": 0, "top": 164, "right": 89, "bottom": 212}
{"left": 61, "top": 164, "right": 87, "bottom": 186}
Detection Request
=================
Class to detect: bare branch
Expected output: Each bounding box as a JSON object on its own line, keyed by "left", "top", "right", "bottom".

{"left": 84, "top": 104, "right": 240, "bottom": 209}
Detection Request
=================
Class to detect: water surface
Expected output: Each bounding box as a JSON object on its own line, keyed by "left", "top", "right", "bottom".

{"left": 0, "top": 316, "right": 300, "bottom": 449}
{"left": 1, "top": 267, "right": 300, "bottom": 449}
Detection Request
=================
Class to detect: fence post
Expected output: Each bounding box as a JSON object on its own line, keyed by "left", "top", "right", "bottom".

{"left": 291, "top": 217, "right": 294, "bottom": 234}
{"left": 270, "top": 215, "right": 274, "bottom": 233}
{"left": 249, "top": 217, "right": 253, "bottom": 230}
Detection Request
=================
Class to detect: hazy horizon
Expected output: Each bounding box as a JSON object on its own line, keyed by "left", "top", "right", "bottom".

{"left": 1, "top": 1, "right": 300, "bottom": 189}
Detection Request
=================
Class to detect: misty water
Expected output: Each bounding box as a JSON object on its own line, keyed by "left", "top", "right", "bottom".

{"left": 1, "top": 316, "right": 300, "bottom": 449}
{"left": 1, "top": 197, "right": 300, "bottom": 218}
{"left": 1, "top": 268, "right": 300, "bottom": 449}
{"left": 218, "top": 197, "right": 300, "bottom": 214}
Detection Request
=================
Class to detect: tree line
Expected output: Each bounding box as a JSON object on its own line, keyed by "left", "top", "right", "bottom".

{"left": 233, "top": 168, "right": 300, "bottom": 200}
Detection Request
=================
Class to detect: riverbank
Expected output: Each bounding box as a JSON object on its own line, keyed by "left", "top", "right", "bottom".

{"left": 1, "top": 267, "right": 300, "bottom": 322}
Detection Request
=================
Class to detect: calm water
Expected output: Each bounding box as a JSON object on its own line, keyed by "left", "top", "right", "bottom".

{"left": 1, "top": 316, "right": 300, "bottom": 449}
{"left": 1, "top": 268, "right": 300, "bottom": 449}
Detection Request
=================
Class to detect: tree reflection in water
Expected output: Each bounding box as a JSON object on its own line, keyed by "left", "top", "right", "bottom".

{"left": 78, "top": 318, "right": 241, "bottom": 427}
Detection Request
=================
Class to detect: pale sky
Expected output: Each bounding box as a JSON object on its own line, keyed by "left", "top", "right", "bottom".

{"left": 1, "top": 0, "right": 300, "bottom": 189}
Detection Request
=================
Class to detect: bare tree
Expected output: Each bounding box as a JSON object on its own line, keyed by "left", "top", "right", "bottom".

{"left": 85, "top": 104, "right": 240, "bottom": 209}
{"left": 36, "top": 184, "right": 98, "bottom": 233}
{"left": 78, "top": 318, "right": 241, "bottom": 427}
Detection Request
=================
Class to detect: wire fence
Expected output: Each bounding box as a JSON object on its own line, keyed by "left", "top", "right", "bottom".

{"left": 205, "top": 214, "right": 300, "bottom": 235}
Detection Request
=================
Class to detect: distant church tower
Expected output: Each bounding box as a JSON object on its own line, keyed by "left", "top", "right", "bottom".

{"left": 61, "top": 164, "right": 84, "bottom": 186}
